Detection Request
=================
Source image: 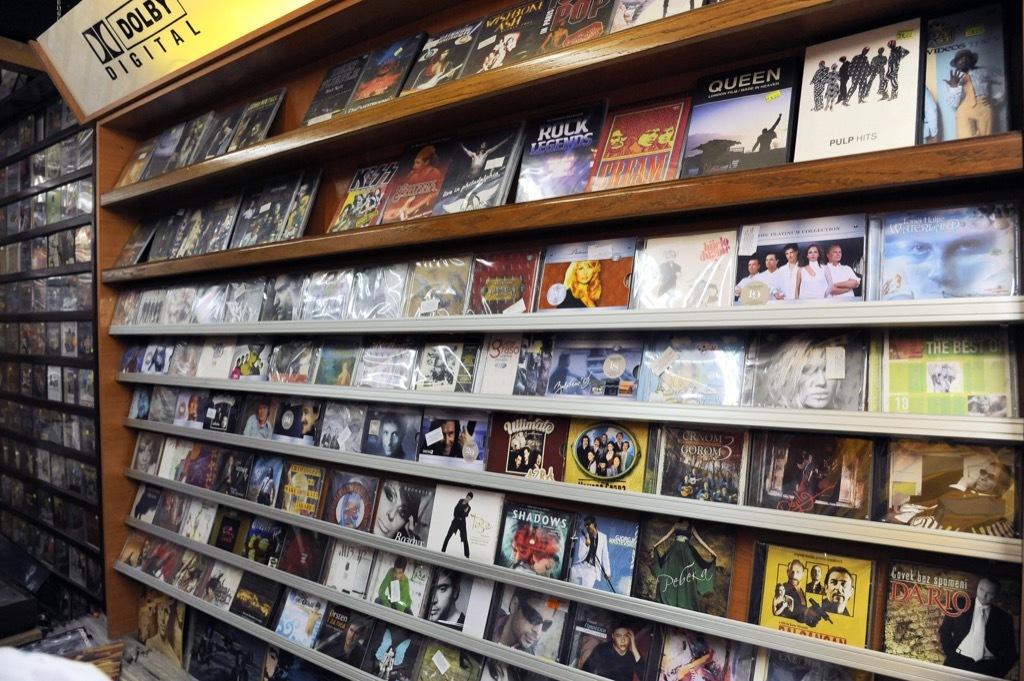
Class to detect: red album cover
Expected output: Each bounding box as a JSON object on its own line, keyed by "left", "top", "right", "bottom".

{"left": 586, "top": 96, "right": 691, "bottom": 192}
{"left": 466, "top": 248, "right": 543, "bottom": 315}
{"left": 486, "top": 413, "right": 569, "bottom": 482}
{"left": 380, "top": 137, "right": 458, "bottom": 224}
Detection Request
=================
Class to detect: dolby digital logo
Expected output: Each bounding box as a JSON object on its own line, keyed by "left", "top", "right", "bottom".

{"left": 81, "top": 0, "right": 198, "bottom": 78}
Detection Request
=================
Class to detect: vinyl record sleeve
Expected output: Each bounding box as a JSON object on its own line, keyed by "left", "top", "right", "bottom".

{"left": 313, "top": 606, "right": 375, "bottom": 668}
{"left": 876, "top": 202, "right": 1018, "bottom": 300}
{"left": 753, "top": 543, "right": 875, "bottom": 647}
{"left": 587, "top": 95, "right": 690, "bottom": 192}
{"left": 302, "top": 55, "right": 370, "bottom": 127}
{"left": 565, "top": 604, "right": 652, "bottom": 680}
{"left": 565, "top": 418, "right": 648, "bottom": 492}
{"left": 261, "top": 273, "right": 306, "bottom": 321}
{"left": 794, "top": 19, "right": 923, "bottom": 162}
{"left": 355, "top": 338, "right": 418, "bottom": 390}
{"left": 322, "top": 469, "right": 379, "bottom": 531}
{"left": 567, "top": 513, "right": 639, "bottom": 597}
{"left": 274, "top": 588, "right": 327, "bottom": 648}
{"left": 653, "top": 624, "right": 757, "bottom": 681}
{"left": 346, "top": 33, "right": 427, "bottom": 113}
{"left": 246, "top": 455, "right": 286, "bottom": 508}
{"left": 922, "top": 5, "right": 1008, "bottom": 144}
{"left": 426, "top": 484, "right": 503, "bottom": 564}
{"left": 365, "top": 549, "right": 432, "bottom": 618}
{"left": 735, "top": 215, "right": 867, "bottom": 304}
{"left": 631, "top": 231, "right": 737, "bottom": 310}
{"left": 485, "top": 581, "right": 570, "bottom": 662}
{"left": 417, "top": 408, "right": 489, "bottom": 470}
{"left": 487, "top": 412, "right": 568, "bottom": 482}
{"left": 300, "top": 269, "right": 354, "bottom": 321}
{"left": 682, "top": 59, "right": 798, "bottom": 177}
{"left": 653, "top": 425, "right": 748, "bottom": 504}
{"left": 881, "top": 438, "right": 1019, "bottom": 537}
{"left": 466, "top": 248, "right": 542, "bottom": 314}
{"left": 349, "top": 264, "right": 409, "bottom": 319}
{"left": 403, "top": 256, "right": 472, "bottom": 317}
{"left": 229, "top": 571, "right": 283, "bottom": 627}
{"left": 637, "top": 331, "right": 747, "bottom": 405}
{"left": 190, "top": 283, "right": 228, "bottom": 324}
{"left": 634, "top": 514, "right": 736, "bottom": 617}
{"left": 380, "top": 136, "right": 458, "bottom": 223}
{"left": 742, "top": 329, "right": 868, "bottom": 411}
{"left": 432, "top": 124, "right": 525, "bottom": 215}
{"left": 884, "top": 560, "right": 1021, "bottom": 675}
{"left": 268, "top": 339, "right": 317, "bottom": 383}
{"left": 516, "top": 102, "right": 607, "bottom": 203}
{"left": 464, "top": 1, "right": 548, "bottom": 76}
{"left": 228, "top": 337, "right": 272, "bottom": 381}
{"left": 321, "top": 537, "right": 376, "bottom": 599}
{"left": 414, "top": 341, "right": 479, "bottom": 393}
{"left": 495, "top": 500, "right": 573, "bottom": 580}
{"left": 537, "top": 238, "right": 636, "bottom": 311}
{"left": 361, "top": 405, "right": 423, "bottom": 460}
{"left": 372, "top": 477, "right": 435, "bottom": 546}
{"left": 224, "top": 278, "right": 268, "bottom": 323}
{"left": 226, "top": 88, "right": 286, "bottom": 154}
{"left": 326, "top": 159, "right": 400, "bottom": 232}
{"left": 546, "top": 335, "right": 643, "bottom": 400}
{"left": 113, "top": 219, "right": 159, "bottom": 268}
{"left": 882, "top": 326, "right": 1016, "bottom": 417}
{"left": 313, "top": 339, "right": 361, "bottom": 386}
{"left": 748, "top": 432, "right": 875, "bottom": 518}
{"left": 402, "top": 20, "right": 482, "bottom": 95}
{"left": 316, "top": 401, "right": 367, "bottom": 451}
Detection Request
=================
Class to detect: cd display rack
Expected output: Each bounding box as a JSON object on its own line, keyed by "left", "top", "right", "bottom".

{"left": 90, "top": 0, "right": 1022, "bottom": 677}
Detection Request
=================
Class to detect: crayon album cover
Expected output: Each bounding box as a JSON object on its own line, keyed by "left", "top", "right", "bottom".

{"left": 495, "top": 500, "right": 573, "bottom": 580}
{"left": 321, "top": 537, "right": 376, "bottom": 598}
{"left": 273, "top": 588, "right": 327, "bottom": 648}
{"left": 882, "top": 438, "right": 1018, "bottom": 537}
{"left": 637, "top": 332, "right": 747, "bottom": 405}
{"left": 347, "top": 33, "right": 427, "bottom": 113}
{"left": 322, "top": 469, "right": 380, "bottom": 533}
{"left": 883, "top": 326, "right": 1016, "bottom": 417}
{"left": 365, "top": 549, "right": 432, "bottom": 618}
{"left": 299, "top": 269, "right": 354, "bottom": 321}
{"left": 516, "top": 102, "right": 606, "bottom": 203}
{"left": 403, "top": 256, "right": 472, "bottom": 317}
{"left": 361, "top": 405, "right": 422, "bottom": 460}
{"left": 464, "top": 1, "right": 548, "bottom": 76}
{"left": 635, "top": 515, "right": 735, "bottom": 617}
{"left": 380, "top": 136, "right": 457, "bottom": 223}
{"left": 587, "top": 96, "right": 690, "bottom": 192}
{"left": 372, "top": 478, "right": 435, "bottom": 547}
{"left": 537, "top": 238, "right": 636, "bottom": 311}
{"left": 755, "top": 543, "right": 874, "bottom": 647}
{"left": 922, "top": 5, "right": 1008, "bottom": 144}
{"left": 487, "top": 412, "right": 568, "bottom": 482}
{"left": 423, "top": 566, "right": 496, "bottom": 636}
{"left": 417, "top": 408, "right": 489, "bottom": 469}
{"left": 402, "top": 20, "right": 482, "bottom": 94}
{"left": 631, "top": 231, "right": 737, "bottom": 310}
{"left": 426, "top": 484, "right": 504, "bottom": 564}
{"left": 742, "top": 329, "right": 868, "bottom": 411}
{"left": 432, "top": 125, "right": 525, "bottom": 215}
{"left": 545, "top": 336, "right": 643, "bottom": 399}
{"left": 884, "top": 561, "right": 1021, "bottom": 678}
{"left": 794, "top": 20, "right": 922, "bottom": 162}
{"left": 748, "top": 432, "right": 875, "bottom": 518}
{"left": 877, "top": 202, "right": 1018, "bottom": 300}
{"left": 565, "top": 419, "right": 649, "bottom": 492}
{"left": 466, "top": 248, "right": 542, "bottom": 314}
{"left": 316, "top": 401, "right": 367, "bottom": 451}
{"left": 682, "top": 60, "right": 797, "bottom": 177}
{"left": 485, "top": 582, "right": 570, "bottom": 662}
{"left": 653, "top": 425, "right": 748, "bottom": 504}
{"left": 567, "top": 513, "right": 639, "bottom": 596}
{"left": 326, "top": 160, "right": 400, "bottom": 232}
{"left": 566, "top": 604, "right": 652, "bottom": 681}
{"left": 302, "top": 54, "right": 369, "bottom": 127}
{"left": 735, "top": 215, "right": 867, "bottom": 305}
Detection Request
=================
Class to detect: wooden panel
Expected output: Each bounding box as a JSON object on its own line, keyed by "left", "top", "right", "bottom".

{"left": 100, "top": 133, "right": 1023, "bottom": 283}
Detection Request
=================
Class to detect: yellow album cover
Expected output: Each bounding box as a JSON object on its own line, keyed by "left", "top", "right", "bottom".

{"left": 565, "top": 418, "right": 649, "bottom": 493}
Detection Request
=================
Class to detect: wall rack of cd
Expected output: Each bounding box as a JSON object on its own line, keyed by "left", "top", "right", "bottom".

{"left": 0, "top": 91, "right": 102, "bottom": 614}
{"left": 89, "top": 0, "right": 1024, "bottom": 676}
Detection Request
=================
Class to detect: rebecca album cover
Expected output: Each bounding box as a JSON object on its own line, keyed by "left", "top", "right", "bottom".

{"left": 487, "top": 412, "right": 569, "bottom": 482}
{"left": 537, "top": 238, "right": 636, "bottom": 311}
{"left": 565, "top": 419, "right": 649, "bottom": 493}
{"left": 426, "top": 484, "right": 504, "bottom": 565}
{"left": 631, "top": 231, "right": 737, "bottom": 310}
{"left": 637, "top": 331, "right": 747, "bottom": 405}
{"left": 794, "top": 19, "right": 922, "bottom": 162}
{"left": 734, "top": 215, "right": 867, "bottom": 305}
{"left": 876, "top": 202, "right": 1018, "bottom": 301}
{"left": 742, "top": 329, "right": 868, "bottom": 411}
{"left": 515, "top": 102, "right": 607, "bottom": 203}
{"left": 322, "top": 470, "right": 380, "bottom": 533}
{"left": 652, "top": 425, "right": 748, "bottom": 504}
{"left": 753, "top": 543, "right": 874, "bottom": 648}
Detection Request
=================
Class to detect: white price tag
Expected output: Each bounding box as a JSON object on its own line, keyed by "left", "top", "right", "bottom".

{"left": 825, "top": 347, "right": 846, "bottom": 380}
{"left": 737, "top": 225, "right": 760, "bottom": 256}
{"left": 650, "top": 346, "right": 678, "bottom": 376}
{"left": 205, "top": 407, "right": 216, "bottom": 418}
{"left": 259, "top": 202, "right": 272, "bottom": 213}
{"left": 389, "top": 580, "right": 401, "bottom": 602}
{"left": 417, "top": 298, "right": 440, "bottom": 316}
{"left": 502, "top": 298, "right": 527, "bottom": 314}
{"left": 588, "top": 242, "right": 614, "bottom": 260}
{"left": 425, "top": 427, "right": 443, "bottom": 446}
{"left": 432, "top": 650, "right": 451, "bottom": 674}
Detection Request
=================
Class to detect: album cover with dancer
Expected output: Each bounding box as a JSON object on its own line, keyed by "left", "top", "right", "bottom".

{"left": 426, "top": 483, "right": 504, "bottom": 565}
{"left": 432, "top": 125, "right": 525, "bottom": 216}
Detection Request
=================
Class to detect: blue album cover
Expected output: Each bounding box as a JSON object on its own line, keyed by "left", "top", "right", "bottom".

{"left": 246, "top": 454, "right": 285, "bottom": 507}
{"left": 567, "top": 512, "right": 639, "bottom": 595}
{"left": 546, "top": 336, "right": 643, "bottom": 399}
{"left": 516, "top": 102, "right": 607, "bottom": 202}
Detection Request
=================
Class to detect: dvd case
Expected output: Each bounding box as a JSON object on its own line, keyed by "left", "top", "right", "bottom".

{"left": 346, "top": 34, "right": 427, "bottom": 113}
{"left": 432, "top": 125, "right": 525, "bottom": 215}
{"left": 380, "top": 136, "right": 457, "bottom": 223}
{"left": 403, "top": 21, "right": 482, "bottom": 94}
{"left": 516, "top": 102, "right": 607, "bottom": 203}
{"left": 326, "top": 160, "right": 400, "bottom": 232}
{"left": 302, "top": 55, "right": 369, "bottom": 127}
